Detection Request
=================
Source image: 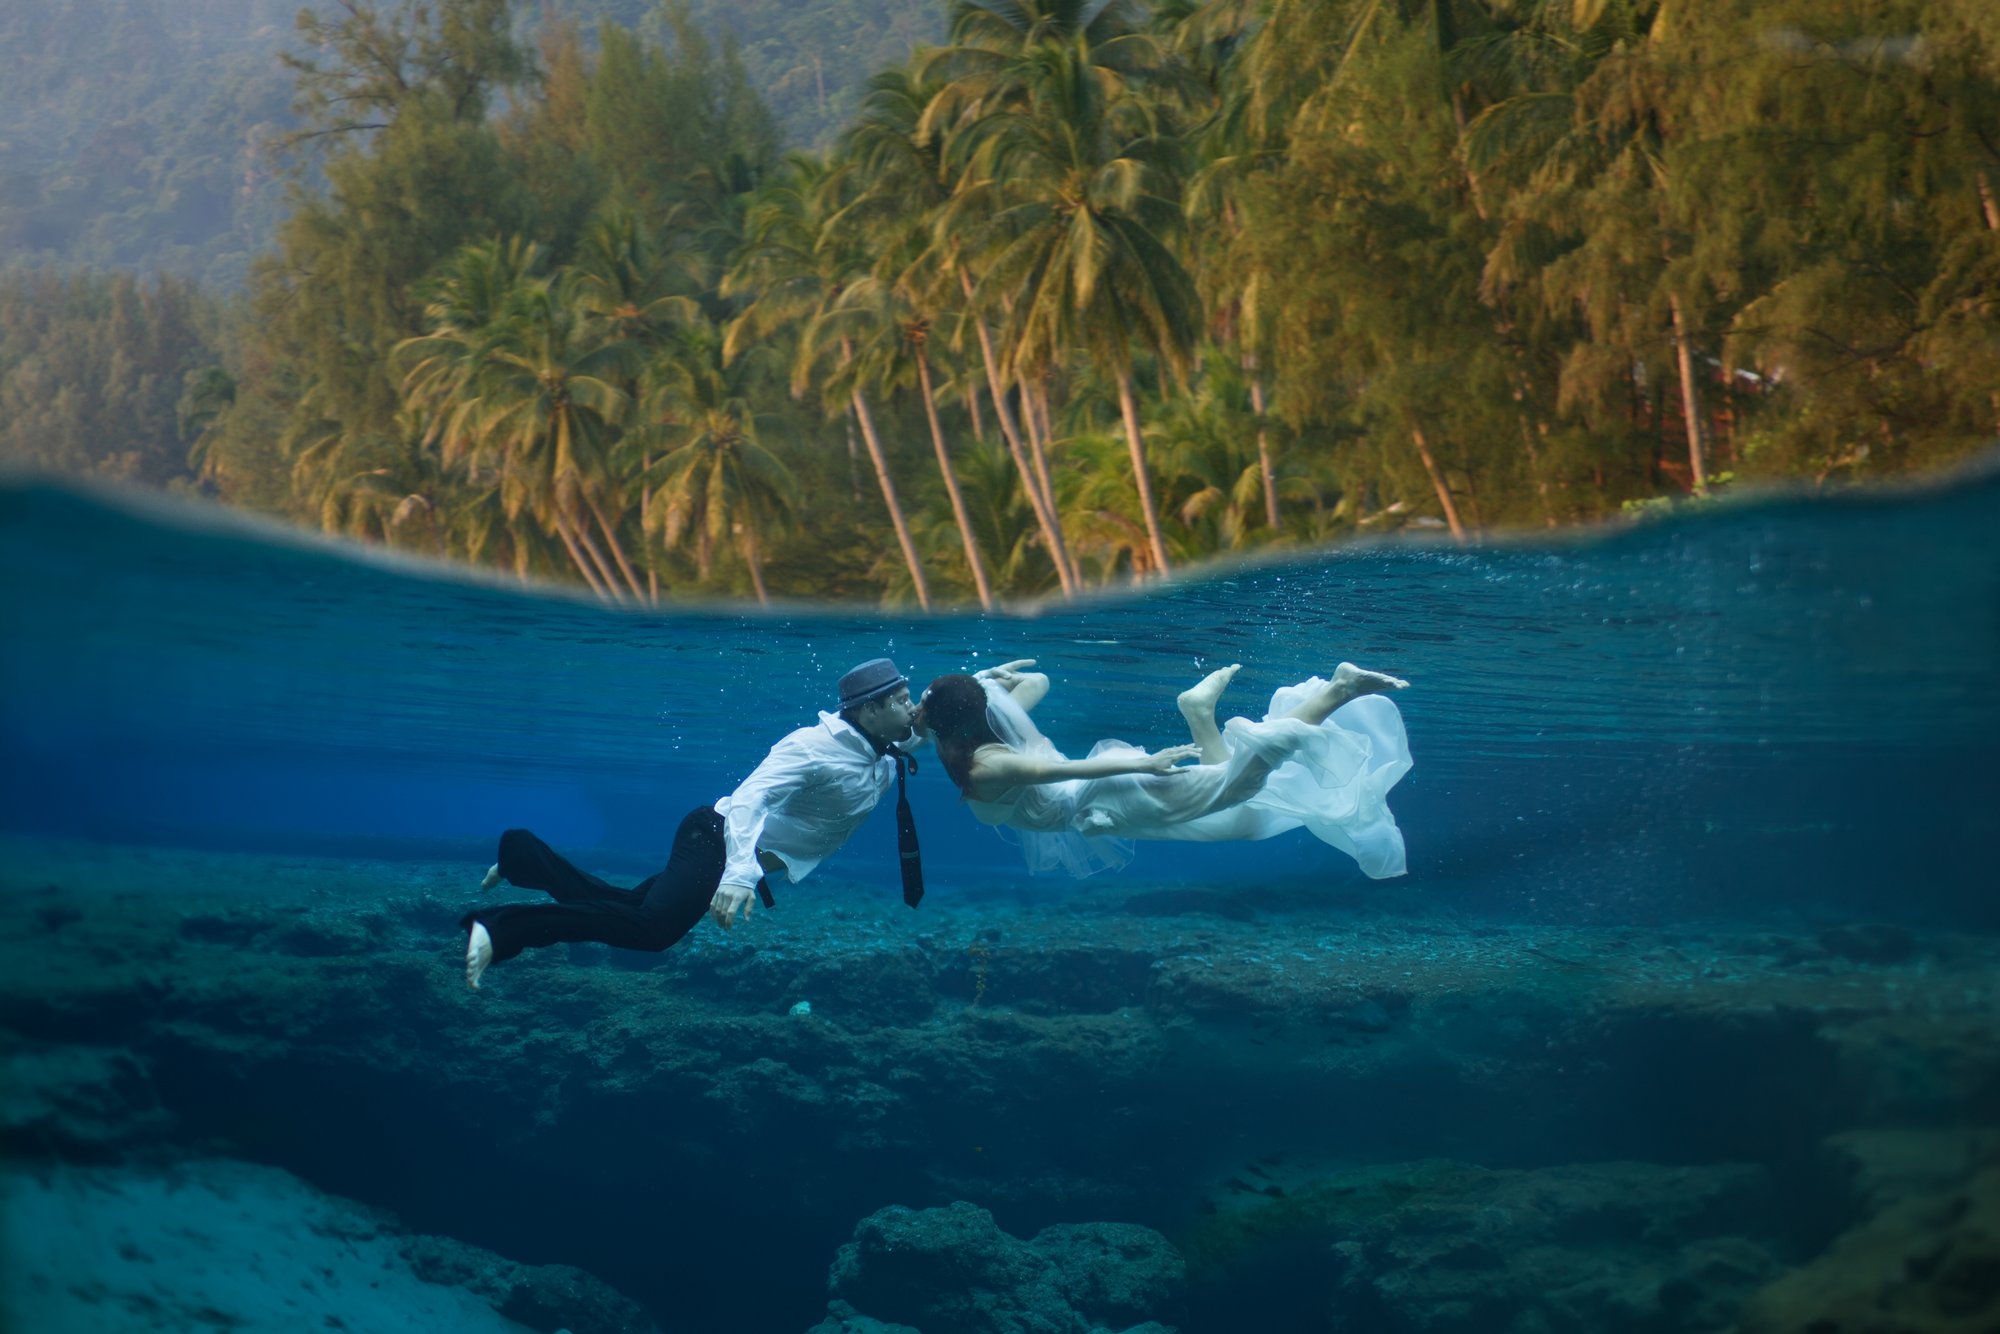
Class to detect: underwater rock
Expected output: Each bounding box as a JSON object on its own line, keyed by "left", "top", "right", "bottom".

{"left": 0, "top": 1158, "right": 657, "bottom": 1333}
{"left": 792, "top": 947, "right": 941, "bottom": 1020}
{"left": 824, "top": 1201, "right": 1185, "bottom": 1334}
{"left": 1031, "top": 1222, "right": 1187, "bottom": 1329}
{"left": 269, "top": 910, "right": 393, "bottom": 957}
{"left": 1817, "top": 923, "right": 1921, "bottom": 965}
{"left": 399, "top": 1233, "right": 658, "bottom": 1334}
{"left": 0, "top": 1043, "right": 172, "bottom": 1156}
{"left": 1182, "top": 1158, "right": 1783, "bottom": 1333}
{"left": 1736, "top": 1154, "right": 2000, "bottom": 1333}
{"left": 1730, "top": 1128, "right": 2000, "bottom": 1333}
{"left": 4, "top": 841, "right": 1998, "bottom": 1331}
{"left": 805, "top": 1299, "right": 922, "bottom": 1334}
{"left": 1822, "top": 1013, "right": 2000, "bottom": 1125}
{"left": 827, "top": 1201, "right": 1076, "bottom": 1334}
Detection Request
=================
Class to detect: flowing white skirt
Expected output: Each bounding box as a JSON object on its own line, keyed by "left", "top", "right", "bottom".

{"left": 967, "top": 681, "right": 1413, "bottom": 879}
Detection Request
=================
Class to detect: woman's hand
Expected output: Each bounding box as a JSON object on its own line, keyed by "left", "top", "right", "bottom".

{"left": 1142, "top": 744, "right": 1203, "bottom": 774}
{"left": 976, "top": 659, "right": 1038, "bottom": 689}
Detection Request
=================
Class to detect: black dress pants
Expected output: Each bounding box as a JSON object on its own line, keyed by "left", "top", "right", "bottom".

{"left": 462, "top": 807, "right": 727, "bottom": 963}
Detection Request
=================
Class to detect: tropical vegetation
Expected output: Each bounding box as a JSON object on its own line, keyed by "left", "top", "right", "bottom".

{"left": 6, "top": 0, "right": 1997, "bottom": 606}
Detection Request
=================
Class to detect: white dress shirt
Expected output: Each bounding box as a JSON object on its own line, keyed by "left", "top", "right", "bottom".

{"left": 714, "top": 711, "right": 915, "bottom": 892}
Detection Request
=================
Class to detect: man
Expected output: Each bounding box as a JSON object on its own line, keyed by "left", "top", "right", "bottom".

{"left": 462, "top": 658, "right": 926, "bottom": 989}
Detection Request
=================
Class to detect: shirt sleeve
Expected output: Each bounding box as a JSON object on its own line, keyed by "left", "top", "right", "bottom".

{"left": 717, "top": 732, "right": 819, "bottom": 891}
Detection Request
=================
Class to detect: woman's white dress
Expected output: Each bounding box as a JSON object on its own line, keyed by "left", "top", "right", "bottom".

{"left": 966, "top": 678, "right": 1412, "bottom": 879}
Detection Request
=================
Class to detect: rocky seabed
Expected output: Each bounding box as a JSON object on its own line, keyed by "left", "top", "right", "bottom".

{"left": 2, "top": 838, "right": 1997, "bottom": 1333}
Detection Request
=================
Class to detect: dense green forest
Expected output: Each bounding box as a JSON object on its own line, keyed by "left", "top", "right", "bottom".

{"left": 5, "top": 0, "right": 1997, "bottom": 607}
{"left": 0, "top": 271, "right": 227, "bottom": 486}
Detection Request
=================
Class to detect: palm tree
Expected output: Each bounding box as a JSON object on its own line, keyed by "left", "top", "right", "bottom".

{"left": 837, "top": 69, "right": 1024, "bottom": 609}
{"left": 1172, "top": 1, "right": 1291, "bottom": 531}
{"left": 290, "top": 426, "right": 446, "bottom": 551}
{"left": 570, "top": 210, "right": 706, "bottom": 351}
{"left": 396, "top": 236, "right": 543, "bottom": 454}
{"left": 396, "top": 243, "right": 642, "bottom": 600}
{"left": 956, "top": 34, "right": 1202, "bottom": 576}
{"left": 1049, "top": 428, "right": 1162, "bottom": 580}
{"left": 918, "top": 5, "right": 1176, "bottom": 589}
{"left": 474, "top": 273, "right": 644, "bottom": 599}
{"left": 724, "top": 155, "right": 934, "bottom": 609}
{"left": 1148, "top": 352, "right": 1297, "bottom": 553}
{"left": 1467, "top": 0, "right": 1719, "bottom": 494}
{"left": 570, "top": 211, "right": 706, "bottom": 597}
{"left": 823, "top": 273, "right": 998, "bottom": 610}
{"left": 950, "top": 434, "right": 1062, "bottom": 596}
{"left": 639, "top": 320, "right": 799, "bottom": 604}
{"left": 393, "top": 238, "right": 622, "bottom": 594}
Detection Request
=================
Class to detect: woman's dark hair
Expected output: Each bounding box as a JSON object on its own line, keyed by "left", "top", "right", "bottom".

{"left": 921, "top": 674, "right": 1001, "bottom": 791}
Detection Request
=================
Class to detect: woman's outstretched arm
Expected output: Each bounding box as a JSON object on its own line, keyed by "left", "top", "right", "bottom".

{"left": 972, "top": 743, "right": 1201, "bottom": 791}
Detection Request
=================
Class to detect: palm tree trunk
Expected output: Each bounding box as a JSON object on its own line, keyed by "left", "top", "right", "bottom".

{"left": 1982, "top": 176, "right": 2000, "bottom": 429}
{"left": 1245, "top": 359, "right": 1280, "bottom": 529}
{"left": 568, "top": 511, "right": 631, "bottom": 603}
{"left": 842, "top": 346, "right": 932, "bottom": 611}
{"left": 966, "top": 379, "right": 985, "bottom": 441}
{"left": 1520, "top": 419, "right": 1559, "bottom": 528}
{"left": 1018, "top": 380, "right": 1078, "bottom": 587}
{"left": 1410, "top": 425, "right": 1468, "bottom": 545}
{"left": 1668, "top": 293, "right": 1710, "bottom": 493}
{"left": 583, "top": 490, "right": 647, "bottom": 601}
{"left": 1030, "top": 385, "right": 1084, "bottom": 589}
{"left": 1114, "top": 369, "right": 1172, "bottom": 576}
{"left": 843, "top": 408, "right": 863, "bottom": 502}
{"left": 959, "top": 268, "right": 1076, "bottom": 598}
{"left": 553, "top": 514, "right": 615, "bottom": 600}
{"left": 741, "top": 516, "right": 769, "bottom": 607}
{"left": 917, "top": 353, "right": 995, "bottom": 610}
{"left": 1027, "top": 380, "right": 1062, "bottom": 519}
{"left": 641, "top": 451, "right": 659, "bottom": 603}
{"left": 1408, "top": 428, "right": 1472, "bottom": 544}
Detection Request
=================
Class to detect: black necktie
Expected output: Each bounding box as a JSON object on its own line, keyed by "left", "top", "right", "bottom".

{"left": 883, "top": 741, "right": 924, "bottom": 909}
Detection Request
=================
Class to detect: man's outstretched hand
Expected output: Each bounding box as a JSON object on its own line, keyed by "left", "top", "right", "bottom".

{"left": 710, "top": 882, "right": 757, "bottom": 929}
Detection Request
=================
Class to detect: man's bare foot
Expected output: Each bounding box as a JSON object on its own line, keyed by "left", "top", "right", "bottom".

{"left": 1177, "top": 663, "right": 1242, "bottom": 721}
{"left": 465, "top": 922, "right": 493, "bottom": 990}
{"left": 1329, "top": 662, "right": 1410, "bottom": 705}
{"left": 479, "top": 863, "right": 501, "bottom": 892}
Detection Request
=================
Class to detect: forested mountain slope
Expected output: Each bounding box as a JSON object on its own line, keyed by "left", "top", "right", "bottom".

{"left": 0, "top": 0, "right": 941, "bottom": 286}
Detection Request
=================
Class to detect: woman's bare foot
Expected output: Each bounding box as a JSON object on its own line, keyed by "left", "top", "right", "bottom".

{"left": 1177, "top": 663, "right": 1241, "bottom": 717}
{"left": 479, "top": 863, "right": 501, "bottom": 892}
{"left": 1178, "top": 663, "right": 1241, "bottom": 763}
{"left": 465, "top": 922, "right": 494, "bottom": 990}
{"left": 1330, "top": 662, "right": 1410, "bottom": 702}
{"left": 1289, "top": 663, "right": 1409, "bottom": 725}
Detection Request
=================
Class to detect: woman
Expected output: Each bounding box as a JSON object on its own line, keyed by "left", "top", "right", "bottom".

{"left": 917, "top": 659, "right": 1413, "bottom": 878}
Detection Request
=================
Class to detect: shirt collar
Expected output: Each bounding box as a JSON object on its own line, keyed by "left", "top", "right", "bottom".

{"left": 817, "top": 710, "right": 890, "bottom": 760}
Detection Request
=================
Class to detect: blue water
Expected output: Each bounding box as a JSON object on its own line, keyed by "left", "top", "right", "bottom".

{"left": 5, "top": 470, "right": 2000, "bottom": 1333}
{"left": 2, "top": 471, "right": 1995, "bottom": 923}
